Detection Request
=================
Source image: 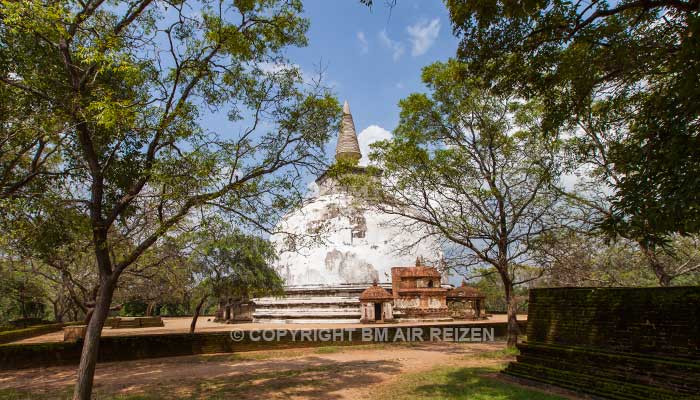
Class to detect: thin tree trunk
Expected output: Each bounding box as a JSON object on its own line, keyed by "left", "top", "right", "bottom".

{"left": 72, "top": 279, "right": 115, "bottom": 400}
{"left": 52, "top": 300, "right": 63, "bottom": 323}
{"left": 505, "top": 286, "right": 520, "bottom": 348}
{"left": 190, "top": 296, "right": 207, "bottom": 334}
{"left": 145, "top": 301, "right": 156, "bottom": 317}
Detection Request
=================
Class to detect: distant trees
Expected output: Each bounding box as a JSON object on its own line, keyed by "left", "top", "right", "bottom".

{"left": 360, "top": 60, "right": 561, "bottom": 347}
{"left": 0, "top": 1, "right": 339, "bottom": 398}
{"left": 187, "top": 220, "right": 283, "bottom": 333}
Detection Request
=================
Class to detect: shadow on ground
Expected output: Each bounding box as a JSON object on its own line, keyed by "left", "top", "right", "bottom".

{"left": 0, "top": 356, "right": 403, "bottom": 400}
{"left": 390, "top": 367, "right": 571, "bottom": 400}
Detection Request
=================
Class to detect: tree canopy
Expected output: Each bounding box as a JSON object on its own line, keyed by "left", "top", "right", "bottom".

{"left": 1, "top": 1, "right": 339, "bottom": 398}
{"left": 446, "top": 0, "right": 700, "bottom": 242}
{"left": 359, "top": 60, "right": 562, "bottom": 346}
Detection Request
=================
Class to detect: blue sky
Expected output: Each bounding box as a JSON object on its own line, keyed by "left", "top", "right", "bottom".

{"left": 287, "top": 0, "right": 458, "bottom": 161}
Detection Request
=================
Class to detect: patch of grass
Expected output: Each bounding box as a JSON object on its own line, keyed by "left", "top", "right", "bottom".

{"left": 0, "top": 388, "right": 73, "bottom": 400}
{"left": 315, "top": 343, "right": 389, "bottom": 354}
{"left": 375, "top": 364, "right": 567, "bottom": 400}
{"left": 315, "top": 345, "right": 342, "bottom": 354}
{"left": 473, "top": 346, "right": 520, "bottom": 359}
{"left": 197, "top": 348, "right": 309, "bottom": 362}
{"left": 0, "top": 389, "right": 28, "bottom": 400}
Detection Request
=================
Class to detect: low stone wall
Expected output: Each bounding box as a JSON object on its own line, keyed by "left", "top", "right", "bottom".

{"left": 0, "top": 321, "right": 525, "bottom": 370}
{"left": 110, "top": 316, "right": 164, "bottom": 329}
{"left": 0, "top": 323, "right": 67, "bottom": 345}
{"left": 504, "top": 287, "right": 700, "bottom": 399}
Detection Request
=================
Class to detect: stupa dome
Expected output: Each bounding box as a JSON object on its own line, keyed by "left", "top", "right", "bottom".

{"left": 270, "top": 101, "right": 441, "bottom": 288}
{"left": 271, "top": 191, "right": 440, "bottom": 287}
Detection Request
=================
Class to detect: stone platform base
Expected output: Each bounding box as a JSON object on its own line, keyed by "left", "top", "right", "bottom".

{"left": 253, "top": 284, "right": 386, "bottom": 323}
{"left": 110, "top": 316, "right": 164, "bottom": 329}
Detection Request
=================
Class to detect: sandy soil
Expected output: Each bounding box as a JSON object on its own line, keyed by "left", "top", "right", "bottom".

{"left": 14, "top": 314, "right": 526, "bottom": 344}
{"left": 0, "top": 341, "right": 577, "bottom": 400}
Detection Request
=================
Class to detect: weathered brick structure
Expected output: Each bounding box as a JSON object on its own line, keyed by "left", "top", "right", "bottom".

{"left": 446, "top": 282, "right": 486, "bottom": 320}
{"left": 359, "top": 282, "right": 394, "bottom": 323}
{"left": 390, "top": 265, "right": 451, "bottom": 321}
{"left": 504, "top": 287, "right": 700, "bottom": 399}
{"left": 214, "top": 297, "right": 254, "bottom": 323}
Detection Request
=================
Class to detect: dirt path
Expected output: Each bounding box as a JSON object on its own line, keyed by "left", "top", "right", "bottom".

{"left": 0, "top": 342, "right": 520, "bottom": 399}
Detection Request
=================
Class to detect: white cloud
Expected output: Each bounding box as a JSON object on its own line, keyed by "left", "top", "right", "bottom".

{"left": 357, "top": 125, "right": 393, "bottom": 166}
{"left": 396, "top": 82, "right": 404, "bottom": 89}
{"left": 406, "top": 18, "right": 441, "bottom": 56}
{"left": 378, "top": 30, "right": 405, "bottom": 62}
{"left": 357, "top": 31, "right": 369, "bottom": 54}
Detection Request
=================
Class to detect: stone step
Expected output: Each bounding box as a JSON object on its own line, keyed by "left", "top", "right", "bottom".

{"left": 254, "top": 297, "right": 360, "bottom": 305}
{"left": 253, "top": 318, "right": 361, "bottom": 324}
{"left": 253, "top": 310, "right": 360, "bottom": 318}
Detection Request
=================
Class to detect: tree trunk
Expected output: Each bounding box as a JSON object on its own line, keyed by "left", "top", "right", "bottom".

{"left": 145, "top": 301, "right": 156, "bottom": 317}
{"left": 190, "top": 296, "right": 207, "bottom": 334}
{"left": 503, "top": 281, "right": 520, "bottom": 348}
{"left": 52, "top": 300, "right": 63, "bottom": 323}
{"left": 641, "top": 243, "right": 672, "bottom": 286}
{"left": 72, "top": 279, "right": 116, "bottom": 400}
{"left": 83, "top": 308, "right": 94, "bottom": 325}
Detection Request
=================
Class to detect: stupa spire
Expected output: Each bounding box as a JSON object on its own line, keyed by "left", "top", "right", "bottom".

{"left": 335, "top": 100, "right": 362, "bottom": 163}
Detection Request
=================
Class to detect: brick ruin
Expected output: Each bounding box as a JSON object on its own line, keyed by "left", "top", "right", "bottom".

{"left": 389, "top": 263, "right": 451, "bottom": 322}
{"left": 504, "top": 286, "right": 700, "bottom": 399}
{"left": 214, "top": 297, "right": 254, "bottom": 324}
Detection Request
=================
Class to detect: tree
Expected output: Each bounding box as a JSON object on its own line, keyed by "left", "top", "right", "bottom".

{"left": 359, "top": 60, "right": 561, "bottom": 347}
{"left": 446, "top": 0, "right": 700, "bottom": 240}
{"left": 552, "top": 95, "right": 700, "bottom": 285}
{"left": 0, "top": 54, "right": 64, "bottom": 200}
{"left": 187, "top": 221, "right": 283, "bottom": 333}
{"left": 0, "top": 1, "right": 340, "bottom": 398}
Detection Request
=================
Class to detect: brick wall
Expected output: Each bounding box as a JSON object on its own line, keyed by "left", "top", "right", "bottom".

{"left": 504, "top": 287, "right": 700, "bottom": 399}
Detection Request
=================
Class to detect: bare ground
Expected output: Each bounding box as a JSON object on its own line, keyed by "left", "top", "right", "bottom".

{"left": 0, "top": 341, "right": 581, "bottom": 400}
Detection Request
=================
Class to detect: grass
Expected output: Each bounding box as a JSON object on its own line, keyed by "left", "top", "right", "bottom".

{"left": 314, "top": 343, "right": 387, "bottom": 354}
{"left": 0, "top": 388, "right": 73, "bottom": 400}
{"left": 374, "top": 364, "right": 567, "bottom": 400}
{"left": 473, "top": 346, "right": 520, "bottom": 359}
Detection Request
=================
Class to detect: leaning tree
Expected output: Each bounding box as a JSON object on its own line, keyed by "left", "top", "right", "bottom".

{"left": 359, "top": 60, "right": 561, "bottom": 347}
{"left": 0, "top": 1, "right": 340, "bottom": 398}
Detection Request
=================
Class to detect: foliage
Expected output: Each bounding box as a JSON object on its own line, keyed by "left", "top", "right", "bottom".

{"left": 473, "top": 272, "right": 530, "bottom": 314}
{"left": 0, "top": 0, "right": 340, "bottom": 396}
{"left": 359, "top": 59, "right": 561, "bottom": 345}
{"left": 0, "top": 265, "right": 48, "bottom": 322}
{"left": 446, "top": 0, "right": 700, "bottom": 241}
{"left": 189, "top": 220, "right": 284, "bottom": 301}
{"left": 534, "top": 230, "right": 700, "bottom": 287}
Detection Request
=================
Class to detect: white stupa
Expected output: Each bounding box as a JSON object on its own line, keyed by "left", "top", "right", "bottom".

{"left": 253, "top": 101, "right": 442, "bottom": 323}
